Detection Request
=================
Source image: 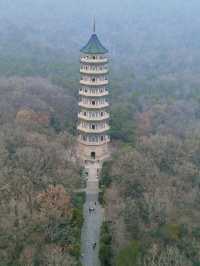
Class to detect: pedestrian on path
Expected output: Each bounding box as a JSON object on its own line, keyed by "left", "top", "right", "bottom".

{"left": 89, "top": 207, "right": 95, "bottom": 213}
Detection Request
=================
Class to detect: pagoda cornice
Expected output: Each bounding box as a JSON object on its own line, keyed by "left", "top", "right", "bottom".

{"left": 80, "top": 80, "right": 108, "bottom": 86}
{"left": 80, "top": 69, "right": 108, "bottom": 75}
{"left": 78, "top": 139, "right": 110, "bottom": 146}
{"left": 80, "top": 57, "right": 108, "bottom": 64}
{"left": 77, "top": 125, "right": 110, "bottom": 133}
{"left": 79, "top": 91, "right": 109, "bottom": 97}
{"left": 78, "top": 102, "right": 109, "bottom": 109}
{"left": 78, "top": 113, "right": 110, "bottom": 121}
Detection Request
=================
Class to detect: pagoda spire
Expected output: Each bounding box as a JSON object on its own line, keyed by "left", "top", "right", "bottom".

{"left": 93, "top": 17, "right": 96, "bottom": 33}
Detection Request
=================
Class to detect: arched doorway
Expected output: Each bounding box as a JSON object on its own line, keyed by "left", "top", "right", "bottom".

{"left": 91, "top": 152, "right": 96, "bottom": 160}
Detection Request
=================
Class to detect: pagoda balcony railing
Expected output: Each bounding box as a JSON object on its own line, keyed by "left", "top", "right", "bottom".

{"left": 77, "top": 125, "right": 110, "bottom": 133}
{"left": 80, "top": 69, "right": 108, "bottom": 75}
{"left": 78, "top": 113, "right": 110, "bottom": 121}
{"left": 78, "top": 138, "right": 110, "bottom": 146}
{"left": 79, "top": 91, "right": 109, "bottom": 97}
{"left": 80, "top": 80, "right": 108, "bottom": 86}
{"left": 80, "top": 57, "right": 108, "bottom": 64}
{"left": 78, "top": 102, "right": 109, "bottom": 109}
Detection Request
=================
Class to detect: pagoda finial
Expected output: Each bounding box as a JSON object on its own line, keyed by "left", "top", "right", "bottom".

{"left": 93, "top": 17, "right": 96, "bottom": 33}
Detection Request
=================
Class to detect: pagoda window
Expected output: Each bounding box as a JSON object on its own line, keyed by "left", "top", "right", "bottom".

{"left": 101, "top": 112, "right": 104, "bottom": 117}
{"left": 84, "top": 112, "right": 87, "bottom": 116}
{"left": 83, "top": 136, "right": 87, "bottom": 141}
{"left": 92, "top": 78, "right": 95, "bottom": 82}
{"left": 92, "top": 100, "right": 95, "bottom": 105}
{"left": 93, "top": 56, "right": 96, "bottom": 60}
{"left": 101, "top": 136, "right": 104, "bottom": 141}
{"left": 92, "top": 124, "right": 95, "bottom": 130}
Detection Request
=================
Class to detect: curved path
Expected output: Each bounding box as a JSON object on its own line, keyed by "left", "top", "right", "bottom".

{"left": 81, "top": 162, "right": 104, "bottom": 266}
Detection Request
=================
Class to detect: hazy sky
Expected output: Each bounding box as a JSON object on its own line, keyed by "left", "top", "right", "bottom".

{"left": 1, "top": 0, "right": 200, "bottom": 33}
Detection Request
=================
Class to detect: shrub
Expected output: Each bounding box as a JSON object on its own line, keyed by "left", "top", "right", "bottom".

{"left": 71, "top": 208, "right": 84, "bottom": 228}
{"left": 155, "top": 224, "right": 182, "bottom": 244}
{"left": 98, "top": 191, "right": 105, "bottom": 205}
{"left": 192, "top": 227, "right": 200, "bottom": 239}
{"left": 99, "top": 222, "right": 112, "bottom": 266}
{"left": 100, "top": 161, "right": 113, "bottom": 188}
{"left": 116, "top": 241, "right": 141, "bottom": 266}
{"left": 49, "top": 114, "right": 61, "bottom": 133}
{"left": 72, "top": 192, "right": 86, "bottom": 209}
{"left": 70, "top": 243, "right": 81, "bottom": 259}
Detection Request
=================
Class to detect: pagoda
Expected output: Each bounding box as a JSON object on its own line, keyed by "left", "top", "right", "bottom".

{"left": 77, "top": 22, "right": 110, "bottom": 162}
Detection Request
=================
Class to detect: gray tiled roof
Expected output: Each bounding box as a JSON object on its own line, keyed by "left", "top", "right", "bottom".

{"left": 81, "top": 34, "right": 108, "bottom": 54}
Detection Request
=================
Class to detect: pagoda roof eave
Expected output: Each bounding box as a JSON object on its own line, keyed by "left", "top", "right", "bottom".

{"left": 80, "top": 34, "right": 108, "bottom": 54}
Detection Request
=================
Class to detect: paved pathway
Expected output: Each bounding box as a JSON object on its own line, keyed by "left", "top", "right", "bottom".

{"left": 81, "top": 162, "right": 104, "bottom": 266}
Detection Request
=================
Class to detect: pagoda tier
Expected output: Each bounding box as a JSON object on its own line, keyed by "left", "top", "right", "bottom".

{"left": 80, "top": 65, "right": 108, "bottom": 75}
{"left": 78, "top": 102, "right": 109, "bottom": 109}
{"left": 80, "top": 79, "right": 108, "bottom": 86}
{"left": 79, "top": 90, "right": 109, "bottom": 97}
{"left": 80, "top": 56, "right": 108, "bottom": 64}
{"left": 78, "top": 135, "right": 110, "bottom": 146}
{"left": 78, "top": 111, "right": 110, "bottom": 121}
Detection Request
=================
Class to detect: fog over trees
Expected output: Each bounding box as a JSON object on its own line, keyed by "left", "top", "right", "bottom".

{"left": 1, "top": 0, "right": 200, "bottom": 71}
{"left": 1, "top": 0, "right": 200, "bottom": 90}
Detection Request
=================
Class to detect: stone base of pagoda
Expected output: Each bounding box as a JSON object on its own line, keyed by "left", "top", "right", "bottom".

{"left": 77, "top": 140, "right": 110, "bottom": 164}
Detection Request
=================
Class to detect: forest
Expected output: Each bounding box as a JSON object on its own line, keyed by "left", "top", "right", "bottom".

{"left": 101, "top": 83, "right": 200, "bottom": 265}
{"left": 0, "top": 77, "right": 85, "bottom": 265}
{"left": 0, "top": 0, "right": 200, "bottom": 265}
